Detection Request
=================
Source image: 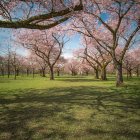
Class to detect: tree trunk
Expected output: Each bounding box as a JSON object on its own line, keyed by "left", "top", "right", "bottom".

{"left": 32, "top": 68, "right": 35, "bottom": 78}
{"left": 86, "top": 71, "right": 88, "bottom": 76}
{"left": 16, "top": 69, "right": 19, "bottom": 76}
{"left": 71, "top": 71, "right": 76, "bottom": 76}
{"left": 94, "top": 69, "right": 99, "bottom": 79}
{"left": 14, "top": 67, "right": 16, "bottom": 80}
{"left": 8, "top": 61, "right": 10, "bottom": 78}
{"left": 136, "top": 67, "right": 139, "bottom": 77}
{"left": 50, "top": 67, "right": 54, "bottom": 80}
{"left": 40, "top": 69, "right": 42, "bottom": 76}
{"left": 57, "top": 70, "right": 60, "bottom": 76}
{"left": 1, "top": 69, "right": 4, "bottom": 77}
{"left": 128, "top": 70, "right": 132, "bottom": 78}
{"left": 127, "top": 70, "right": 128, "bottom": 80}
{"left": 101, "top": 67, "right": 107, "bottom": 80}
{"left": 27, "top": 69, "right": 29, "bottom": 76}
{"left": 72, "top": 71, "right": 74, "bottom": 76}
{"left": 116, "top": 63, "right": 123, "bottom": 87}
{"left": 42, "top": 69, "right": 46, "bottom": 77}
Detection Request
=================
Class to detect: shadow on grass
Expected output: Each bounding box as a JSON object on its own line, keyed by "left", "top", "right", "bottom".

{"left": 56, "top": 78, "right": 100, "bottom": 82}
{"left": 0, "top": 86, "right": 140, "bottom": 139}
{"left": 55, "top": 75, "right": 87, "bottom": 79}
{"left": 0, "top": 81, "right": 11, "bottom": 83}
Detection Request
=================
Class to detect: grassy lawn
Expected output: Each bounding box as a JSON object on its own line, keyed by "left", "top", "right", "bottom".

{"left": 0, "top": 75, "right": 140, "bottom": 140}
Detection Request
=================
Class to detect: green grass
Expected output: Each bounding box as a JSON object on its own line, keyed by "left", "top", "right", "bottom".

{"left": 0, "top": 75, "right": 140, "bottom": 140}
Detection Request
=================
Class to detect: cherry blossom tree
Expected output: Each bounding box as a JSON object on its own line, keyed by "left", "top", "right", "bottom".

{"left": 106, "top": 62, "right": 115, "bottom": 75}
{"left": 65, "top": 58, "right": 80, "bottom": 76}
{"left": 22, "top": 57, "right": 32, "bottom": 76}
{"left": 74, "top": 37, "right": 111, "bottom": 80}
{"left": 133, "top": 47, "right": 140, "bottom": 77}
{"left": 7, "top": 47, "right": 11, "bottom": 78}
{"left": 65, "top": 0, "right": 139, "bottom": 86}
{"left": 74, "top": 47, "right": 99, "bottom": 79}
{"left": 79, "top": 60, "right": 92, "bottom": 76}
{"left": 10, "top": 50, "right": 25, "bottom": 79}
{"left": 27, "top": 53, "right": 48, "bottom": 77}
{"left": 26, "top": 55, "right": 38, "bottom": 78}
{"left": 84, "top": 37, "right": 111, "bottom": 80}
{"left": 0, "top": 44, "right": 12, "bottom": 78}
{"left": 54, "top": 57, "right": 67, "bottom": 76}
{"left": 0, "top": 56, "right": 6, "bottom": 76}
{"left": 36, "top": 58, "right": 48, "bottom": 77}
{"left": 17, "top": 29, "right": 68, "bottom": 80}
{"left": 123, "top": 51, "right": 135, "bottom": 79}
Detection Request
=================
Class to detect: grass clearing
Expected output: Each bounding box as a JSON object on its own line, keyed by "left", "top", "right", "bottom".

{"left": 0, "top": 75, "right": 140, "bottom": 140}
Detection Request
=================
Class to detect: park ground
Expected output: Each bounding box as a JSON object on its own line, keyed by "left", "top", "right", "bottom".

{"left": 0, "top": 75, "right": 140, "bottom": 140}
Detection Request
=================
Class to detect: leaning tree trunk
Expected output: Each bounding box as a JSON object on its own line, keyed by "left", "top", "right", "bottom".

{"left": 94, "top": 69, "right": 99, "bottom": 79}
{"left": 50, "top": 67, "right": 54, "bottom": 80}
{"left": 100, "top": 67, "right": 107, "bottom": 80}
{"left": 115, "top": 63, "right": 123, "bottom": 87}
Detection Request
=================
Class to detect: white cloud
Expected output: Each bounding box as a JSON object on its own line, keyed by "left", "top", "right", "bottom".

{"left": 11, "top": 46, "right": 29, "bottom": 56}
{"left": 62, "top": 52, "right": 73, "bottom": 59}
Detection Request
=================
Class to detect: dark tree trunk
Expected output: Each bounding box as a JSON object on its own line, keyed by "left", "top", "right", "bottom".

{"left": 74, "top": 72, "right": 77, "bottom": 76}
{"left": 42, "top": 69, "right": 46, "bottom": 77}
{"left": 50, "top": 67, "right": 54, "bottom": 80}
{"left": 14, "top": 67, "right": 16, "bottom": 80}
{"left": 136, "top": 67, "right": 139, "bottom": 77}
{"left": 115, "top": 63, "right": 123, "bottom": 87}
{"left": 40, "top": 69, "right": 42, "bottom": 76}
{"left": 27, "top": 69, "right": 29, "bottom": 76}
{"left": 8, "top": 61, "right": 10, "bottom": 78}
{"left": 1, "top": 69, "right": 4, "bottom": 77}
{"left": 86, "top": 71, "right": 88, "bottom": 76}
{"left": 101, "top": 67, "right": 107, "bottom": 80}
{"left": 128, "top": 70, "right": 132, "bottom": 78}
{"left": 72, "top": 71, "right": 74, "bottom": 76}
{"left": 32, "top": 68, "right": 35, "bottom": 78}
{"left": 16, "top": 69, "right": 19, "bottom": 76}
{"left": 127, "top": 70, "right": 128, "bottom": 80}
{"left": 94, "top": 69, "right": 99, "bottom": 79}
{"left": 126, "top": 69, "right": 132, "bottom": 79}
{"left": 57, "top": 70, "right": 60, "bottom": 76}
